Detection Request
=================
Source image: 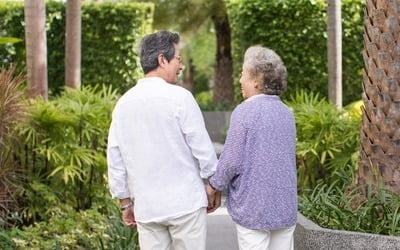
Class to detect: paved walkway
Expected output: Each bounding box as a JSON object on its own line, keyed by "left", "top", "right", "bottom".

{"left": 206, "top": 144, "right": 239, "bottom": 250}
{"left": 206, "top": 197, "right": 239, "bottom": 250}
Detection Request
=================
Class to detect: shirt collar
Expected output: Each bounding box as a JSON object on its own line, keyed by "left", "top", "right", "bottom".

{"left": 244, "top": 94, "right": 280, "bottom": 102}
{"left": 137, "top": 77, "right": 168, "bottom": 86}
{"left": 244, "top": 94, "right": 265, "bottom": 102}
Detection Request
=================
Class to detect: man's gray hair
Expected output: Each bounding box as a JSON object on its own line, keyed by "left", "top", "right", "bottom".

{"left": 138, "top": 30, "right": 180, "bottom": 74}
{"left": 244, "top": 46, "right": 287, "bottom": 96}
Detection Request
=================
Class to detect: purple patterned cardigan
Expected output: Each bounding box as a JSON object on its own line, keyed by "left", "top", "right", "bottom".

{"left": 209, "top": 95, "right": 298, "bottom": 230}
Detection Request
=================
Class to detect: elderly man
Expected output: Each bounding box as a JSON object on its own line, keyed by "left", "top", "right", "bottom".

{"left": 107, "top": 30, "right": 221, "bottom": 250}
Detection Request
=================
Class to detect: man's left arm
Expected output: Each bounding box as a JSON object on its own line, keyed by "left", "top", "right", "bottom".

{"left": 179, "top": 93, "right": 221, "bottom": 212}
{"left": 179, "top": 92, "right": 218, "bottom": 178}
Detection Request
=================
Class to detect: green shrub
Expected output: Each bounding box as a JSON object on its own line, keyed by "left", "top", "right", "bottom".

{"left": 17, "top": 85, "right": 119, "bottom": 221}
{"left": 285, "top": 90, "right": 360, "bottom": 190}
{"left": 300, "top": 179, "right": 400, "bottom": 236}
{"left": 4, "top": 200, "right": 139, "bottom": 249}
{"left": 0, "top": 1, "right": 153, "bottom": 94}
{"left": 228, "top": 0, "right": 364, "bottom": 105}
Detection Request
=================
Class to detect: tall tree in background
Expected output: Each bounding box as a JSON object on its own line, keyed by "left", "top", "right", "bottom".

{"left": 327, "top": 0, "right": 342, "bottom": 107}
{"left": 211, "top": 1, "right": 234, "bottom": 104}
{"left": 138, "top": 0, "right": 235, "bottom": 105}
{"left": 24, "top": 0, "right": 48, "bottom": 99}
{"left": 65, "top": 0, "right": 81, "bottom": 89}
{"left": 357, "top": 0, "right": 400, "bottom": 193}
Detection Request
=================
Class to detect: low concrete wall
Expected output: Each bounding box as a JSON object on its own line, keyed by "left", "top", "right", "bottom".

{"left": 295, "top": 213, "right": 400, "bottom": 250}
{"left": 202, "top": 111, "right": 232, "bottom": 143}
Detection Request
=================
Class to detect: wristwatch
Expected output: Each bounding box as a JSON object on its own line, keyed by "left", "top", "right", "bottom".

{"left": 121, "top": 201, "right": 133, "bottom": 211}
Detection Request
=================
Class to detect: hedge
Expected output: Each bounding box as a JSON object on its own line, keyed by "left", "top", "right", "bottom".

{"left": 228, "top": 0, "right": 364, "bottom": 105}
{"left": 0, "top": 1, "right": 153, "bottom": 93}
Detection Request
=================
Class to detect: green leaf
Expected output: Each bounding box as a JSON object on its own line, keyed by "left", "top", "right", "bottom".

{"left": 0, "top": 37, "right": 22, "bottom": 45}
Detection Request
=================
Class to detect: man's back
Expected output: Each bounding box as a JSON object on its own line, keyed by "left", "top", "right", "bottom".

{"left": 109, "top": 77, "right": 217, "bottom": 223}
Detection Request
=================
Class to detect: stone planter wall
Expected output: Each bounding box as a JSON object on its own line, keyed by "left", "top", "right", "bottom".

{"left": 295, "top": 213, "right": 400, "bottom": 250}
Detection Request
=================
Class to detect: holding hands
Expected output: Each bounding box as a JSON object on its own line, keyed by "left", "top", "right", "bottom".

{"left": 206, "top": 182, "right": 221, "bottom": 213}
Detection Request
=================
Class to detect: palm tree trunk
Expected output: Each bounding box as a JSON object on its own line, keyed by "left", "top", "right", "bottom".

{"left": 327, "top": 0, "right": 342, "bottom": 107}
{"left": 65, "top": 0, "right": 81, "bottom": 89}
{"left": 211, "top": 7, "right": 234, "bottom": 105}
{"left": 24, "top": 0, "right": 48, "bottom": 99}
{"left": 357, "top": 0, "right": 400, "bottom": 193}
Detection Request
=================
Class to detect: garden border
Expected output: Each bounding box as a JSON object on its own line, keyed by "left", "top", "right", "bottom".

{"left": 294, "top": 213, "right": 400, "bottom": 250}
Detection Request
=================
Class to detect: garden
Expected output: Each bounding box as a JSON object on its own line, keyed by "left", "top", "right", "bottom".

{"left": 1, "top": 0, "right": 399, "bottom": 249}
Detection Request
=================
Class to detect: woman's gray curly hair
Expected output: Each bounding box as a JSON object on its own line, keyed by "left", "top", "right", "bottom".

{"left": 243, "top": 46, "right": 287, "bottom": 96}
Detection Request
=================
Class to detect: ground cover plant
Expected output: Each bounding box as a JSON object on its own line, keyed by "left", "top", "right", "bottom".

{"left": 300, "top": 178, "right": 400, "bottom": 236}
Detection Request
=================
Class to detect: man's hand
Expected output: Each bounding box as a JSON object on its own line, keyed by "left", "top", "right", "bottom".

{"left": 120, "top": 198, "right": 136, "bottom": 228}
{"left": 206, "top": 182, "right": 221, "bottom": 213}
{"left": 122, "top": 206, "right": 136, "bottom": 228}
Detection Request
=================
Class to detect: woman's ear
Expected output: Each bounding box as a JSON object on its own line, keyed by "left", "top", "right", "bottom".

{"left": 253, "top": 81, "right": 259, "bottom": 89}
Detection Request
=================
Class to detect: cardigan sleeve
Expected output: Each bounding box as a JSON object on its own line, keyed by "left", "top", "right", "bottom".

{"left": 209, "top": 107, "right": 247, "bottom": 190}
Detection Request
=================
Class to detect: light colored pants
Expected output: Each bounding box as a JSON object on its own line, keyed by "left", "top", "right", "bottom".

{"left": 136, "top": 208, "right": 207, "bottom": 250}
{"left": 236, "top": 223, "right": 296, "bottom": 250}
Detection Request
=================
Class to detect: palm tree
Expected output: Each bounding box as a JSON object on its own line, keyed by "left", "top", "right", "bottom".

{"left": 357, "top": 0, "right": 400, "bottom": 193}
{"left": 65, "top": 0, "right": 81, "bottom": 89}
{"left": 327, "top": 0, "right": 342, "bottom": 107}
{"left": 24, "top": 0, "right": 48, "bottom": 99}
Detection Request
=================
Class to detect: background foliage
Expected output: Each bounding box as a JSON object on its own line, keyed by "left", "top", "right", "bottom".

{"left": 0, "top": 1, "right": 153, "bottom": 94}
{"left": 285, "top": 90, "right": 360, "bottom": 190}
{"left": 1, "top": 199, "right": 139, "bottom": 249}
{"left": 286, "top": 91, "right": 399, "bottom": 236}
{"left": 16, "top": 85, "right": 119, "bottom": 222}
{"left": 300, "top": 178, "right": 400, "bottom": 236}
{"left": 0, "top": 67, "right": 26, "bottom": 227}
{"left": 228, "top": 0, "right": 364, "bottom": 105}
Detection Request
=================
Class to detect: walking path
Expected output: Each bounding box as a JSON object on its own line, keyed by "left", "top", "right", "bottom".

{"left": 205, "top": 143, "right": 239, "bottom": 250}
{"left": 206, "top": 197, "right": 239, "bottom": 250}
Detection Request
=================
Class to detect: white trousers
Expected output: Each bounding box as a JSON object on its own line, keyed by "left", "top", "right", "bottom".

{"left": 136, "top": 208, "right": 207, "bottom": 250}
{"left": 236, "top": 224, "right": 296, "bottom": 250}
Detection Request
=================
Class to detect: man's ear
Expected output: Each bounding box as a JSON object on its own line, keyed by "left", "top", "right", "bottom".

{"left": 158, "top": 54, "right": 167, "bottom": 68}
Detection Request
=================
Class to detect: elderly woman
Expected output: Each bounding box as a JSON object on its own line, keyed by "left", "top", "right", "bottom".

{"left": 207, "top": 46, "right": 297, "bottom": 250}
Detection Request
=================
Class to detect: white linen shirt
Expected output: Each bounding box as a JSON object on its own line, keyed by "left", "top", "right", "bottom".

{"left": 107, "top": 77, "right": 217, "bottom": 223}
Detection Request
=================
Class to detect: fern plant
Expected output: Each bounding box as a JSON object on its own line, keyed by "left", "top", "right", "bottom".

{"left": 18, "top": 85, "right": 119, "bottom": 221}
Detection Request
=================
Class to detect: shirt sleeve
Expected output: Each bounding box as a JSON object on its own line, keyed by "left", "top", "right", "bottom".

{"left": 107, "top": 119, "right": 131, "bottom": 199}
{"left": 179, "top": 92, "right": 218, "bottom": 179}
{"left": 209, "top": 108, "right": 246, "bottom": 191}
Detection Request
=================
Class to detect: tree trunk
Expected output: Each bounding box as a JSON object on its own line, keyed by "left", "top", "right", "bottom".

{"left": 327, "top": 0, "right": 342, "bottom": 108}
{"left": 65, "top": 0, "right": 81, "bottom": 89}
{"left": 181, "top": 58, "right": 194, "bottom": 93}
{"left": 211, "top": 8, "right": 234, "bottom": 105}
{"left": 24, "top": 0, "right": 48, "bottom": 99}
{"left": 357, "top": 0, "right": 400, "bottom": 194}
